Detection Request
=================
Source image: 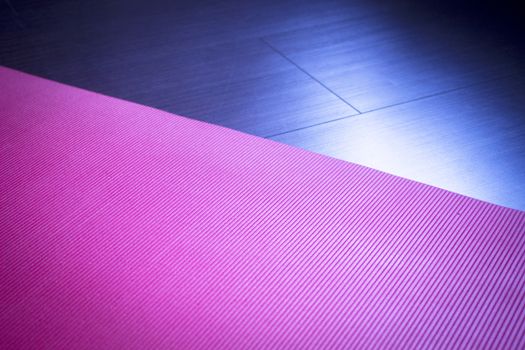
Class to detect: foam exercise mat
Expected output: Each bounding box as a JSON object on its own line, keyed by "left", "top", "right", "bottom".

{"left": 1, "top": 66, "right": 524, "bottom": 349}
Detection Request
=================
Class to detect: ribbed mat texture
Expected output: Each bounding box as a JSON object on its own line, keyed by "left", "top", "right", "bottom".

{"left": 1, "top": 66, "right": 524, "bottom": 349}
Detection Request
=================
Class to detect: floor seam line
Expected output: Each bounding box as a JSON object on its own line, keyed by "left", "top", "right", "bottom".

{"left": 260, "top": 37, "right": 362, "bottom": 114}
{"left": 264, "top": 72, "right": 518, "bottom": 139}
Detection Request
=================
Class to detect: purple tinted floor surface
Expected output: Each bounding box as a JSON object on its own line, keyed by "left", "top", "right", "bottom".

{"left": 1, "top": 66, "right": 524, "bottom": 349}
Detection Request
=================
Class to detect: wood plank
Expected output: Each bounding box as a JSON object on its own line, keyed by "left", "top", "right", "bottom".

{"left": 0, "top": 0, "right": 381, "bottom": 135}
{"left": 271, "top": 76, "right": 525, "bottom": 210}
{"left": 264, "top": 9, "right": 524, "bottom": 112}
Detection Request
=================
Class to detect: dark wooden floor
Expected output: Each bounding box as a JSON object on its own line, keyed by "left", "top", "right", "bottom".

{"left": 1, "top": 0, "right": 524, "bottom": 210}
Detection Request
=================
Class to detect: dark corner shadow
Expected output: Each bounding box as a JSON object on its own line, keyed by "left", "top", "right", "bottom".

{"left": 396, "top": 0, "right": 525, "bottom": 46}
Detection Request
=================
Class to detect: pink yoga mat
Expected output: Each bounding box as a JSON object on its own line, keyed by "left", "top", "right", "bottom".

{"left": 1, "top": 66, "right": 524, "bottom": 349}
